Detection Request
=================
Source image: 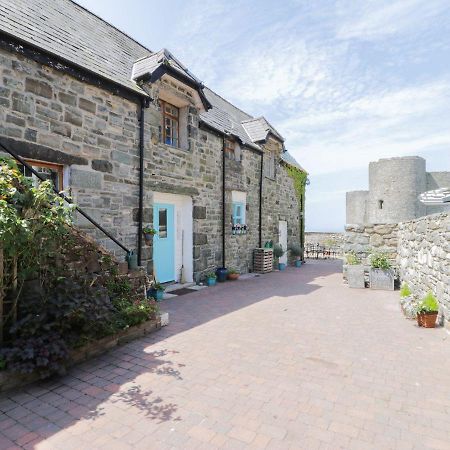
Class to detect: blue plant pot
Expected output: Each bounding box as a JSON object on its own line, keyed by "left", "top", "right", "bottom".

{"left": 207, "top": 277, "right": 216, "bottom": 286}
{"left": 216, "top": 267, "right": 228, "bottom": 282}
{"left": 278, "top": 263, "right": 286, "bottom": 271}
{"left": 295, "top": 260, "right": 302, "bottom": 268}
{"left": 147, "top": 288, "right": 164, "bottom": 301}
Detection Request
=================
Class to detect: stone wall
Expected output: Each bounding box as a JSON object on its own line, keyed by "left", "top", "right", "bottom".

{"left": 305, "top": 232, "right": 344, "bottom": 250}
{"left": 343, "top": 223, "right": 398, "bottom": 265}
{"left": 0, "top": 47, "right": 141, "bottom": 259}
{"left": 397, "top": 213, "right": 450, "bottom": 326}
{"left": 0, "top": 46, "right": 303, "bottom": 281}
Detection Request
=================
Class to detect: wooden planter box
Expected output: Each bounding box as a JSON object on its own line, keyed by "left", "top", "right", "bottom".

{"left": 370, "top": 268, "right": 394, "bottom": 290}
{"left": 347, "top": 265, "right": 365, "bottom": 289}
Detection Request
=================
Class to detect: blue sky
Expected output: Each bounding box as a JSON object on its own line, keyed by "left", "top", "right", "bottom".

{"left": 78, "top": 0, "right": 450, "bottom": 231}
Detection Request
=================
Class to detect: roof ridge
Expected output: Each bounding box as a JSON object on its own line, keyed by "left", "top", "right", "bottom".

{"left": 68, "top": 0, "right": 153, "bottom": 54}
{"left": 204, "top": 87, "right": 253, "bottom": 120}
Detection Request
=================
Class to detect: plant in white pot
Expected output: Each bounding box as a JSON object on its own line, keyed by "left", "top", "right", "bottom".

{"left": 345, "top": 251, "right": 365, "bottom": 289}
{"left": 369, "top": 252, "right": 394, "bottom": 290}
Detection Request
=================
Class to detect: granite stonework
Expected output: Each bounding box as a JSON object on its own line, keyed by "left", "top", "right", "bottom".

{"left": 397, "top": 213, "right": 450, "bottom": 327}
{"left": 0, "top": 48, "right": 303, "bottom": 280}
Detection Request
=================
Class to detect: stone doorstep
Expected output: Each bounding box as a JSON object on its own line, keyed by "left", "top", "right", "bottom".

{"left": 0, "top": 313, "right": 167, "bottom": 393}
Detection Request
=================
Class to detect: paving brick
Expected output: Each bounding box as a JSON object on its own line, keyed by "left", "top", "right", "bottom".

{"left": 1, "top": 261, "right": 450, "bottom": 449}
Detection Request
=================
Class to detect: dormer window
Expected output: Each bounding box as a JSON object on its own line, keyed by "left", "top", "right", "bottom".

{"left": 159, "top": 100, "right": 179, "bottom": 147}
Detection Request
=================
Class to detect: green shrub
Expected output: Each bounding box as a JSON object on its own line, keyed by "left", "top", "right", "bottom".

{"left": 345, "top": 251, "right": 360, "bottom": 265}
{"left": 369, "top": 252, "right": 391, "bottom": 270}
{"left": 228, "top": 268, "right": 239, "bottom": 275}
{"left": 273, "top": 244, "right": 285, "bottom": 259}
{"left": 417, "top": 291, "right": 439, "bottom": 313}
{"left": 400, "top": 282, "right": 412, "bottom": 298}
{"left": 289, "top": 243, "right": 302, "bottom": 257}
{"left": 205, "top": 272, "right": 217, "bottom": 279}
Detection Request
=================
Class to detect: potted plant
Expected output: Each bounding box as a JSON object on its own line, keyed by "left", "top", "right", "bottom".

{"left": 416, "top": 291, "right": 439, "bottom": 328}
{"left": 369, "top": 252, "right": 394, "bottom": 290}
{"left": 142, "top": 225, "right": 157, "bottom": 244}
{"left": 147, "top": 281, "right": 165, "bottom": 301}
{"left": 399, "top": 282, "right": 416, "bottom": 319}
{"left": 273, "top": 244, "right": 286, "bottom": 270}
{"left": 206, "top": 272, "right": 217, "bottom": 286}
{"left": 345, "top": 251, "right": 365, "bottom": 289}
{"left": 216, "top": 267, "right": 228, "bottom": 282}
{"left": 289, "top": 243, "right": 302, "bottom": 267}
{"left": 228, "top": 268, "right": 240, "bottom": 280}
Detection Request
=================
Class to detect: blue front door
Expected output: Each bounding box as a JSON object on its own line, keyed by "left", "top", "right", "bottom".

{"left": 153, "top": 203, "right": 175, "bottom": 283}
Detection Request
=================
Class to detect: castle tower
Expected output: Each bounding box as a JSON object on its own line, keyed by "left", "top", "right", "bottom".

{"left": 367, "top": 157, "right": 427, "bottom": 224}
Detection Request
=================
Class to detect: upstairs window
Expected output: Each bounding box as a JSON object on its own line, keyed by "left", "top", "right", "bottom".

{"left": 159, "top": 100, "right": 179, "bottom": 147}
{"left": 18, "top": 160, "right": 64, "bottom": 191}
{"left": 265, "top": 151, "right": 276, "bottom": 179}
{"left": 224, "top": 138, "right": 241, "bottom": 162}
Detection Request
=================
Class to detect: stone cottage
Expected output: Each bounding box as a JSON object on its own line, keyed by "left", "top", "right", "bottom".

{"left": 0, "top": 0, "right": 306, "bottom": 283}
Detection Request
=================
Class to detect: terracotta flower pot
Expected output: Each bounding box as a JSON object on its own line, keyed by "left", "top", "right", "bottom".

{"left": 228, "top": 273, "right": 239, "bottom": 280}
{"left": 417, "top": 312, "right": 438, "bottom": 328}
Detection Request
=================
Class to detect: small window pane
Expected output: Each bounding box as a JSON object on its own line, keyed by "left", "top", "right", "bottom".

{"left": 159, "top": 208, "right": 167, "bottom": 238}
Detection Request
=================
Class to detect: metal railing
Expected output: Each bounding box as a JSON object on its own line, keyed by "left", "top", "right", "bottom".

{"left": 0, "top": 140, "right": 130, "bottom": 254}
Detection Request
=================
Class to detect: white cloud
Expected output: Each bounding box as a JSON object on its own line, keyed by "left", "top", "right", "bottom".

{"left": 336, "top": 0, "right": 450, "bottom": 41}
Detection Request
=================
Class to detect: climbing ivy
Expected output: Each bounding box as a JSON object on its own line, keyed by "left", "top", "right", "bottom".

{"left": 285, "top": 165, "right": 308, "bottom": 255}
{"left": 285, "top": 165, "right": 308, "bottom": 201}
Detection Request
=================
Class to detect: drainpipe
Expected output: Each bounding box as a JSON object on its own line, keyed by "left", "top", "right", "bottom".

{"left": 222, "top": 135, "right": 226, "bottom": 268}
{"left": 259, "top": 152, "right": 264, "bottom": 248}
{"left": 137, "top": 97, "right": 149, "bottom": 266}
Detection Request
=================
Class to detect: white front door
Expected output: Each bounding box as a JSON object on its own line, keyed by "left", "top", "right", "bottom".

{"left": 279, "top": 220, "right": 288, "bottom": 265}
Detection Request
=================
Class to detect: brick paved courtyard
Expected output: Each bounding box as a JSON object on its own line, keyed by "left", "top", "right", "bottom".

{"left": 1, "top": 260, "right": 450, "bottom": 450}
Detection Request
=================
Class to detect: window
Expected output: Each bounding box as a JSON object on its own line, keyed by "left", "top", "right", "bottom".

{"left": 18, "top": 160, "right": 64, "bottom": 191}
{"left": 159, "top": 100, "right": 179, "bottom": 147}
{"left": 264, "top": 151, "right": 276, "bottom": 179}
{"left": 224, "top": 138, "right": 241, "bottom": 162}
{"left": 159, "top": 208, "right": 168, "bottom": 238}
{"left": 232, "top": 202, "right": 245, "bottom": 225}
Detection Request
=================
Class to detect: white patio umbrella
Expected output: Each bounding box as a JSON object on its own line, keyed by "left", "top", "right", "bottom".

{"left": 418, "top": 187, "right": 450, "bottom": 205}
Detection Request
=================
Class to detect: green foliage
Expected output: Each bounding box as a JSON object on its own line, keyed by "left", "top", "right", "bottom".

{"left": 273, "top": 243, "right": 285, "bottom": 258}
{"left": 151, "top": 281, "right": 165, "bottom": 291}
{"left": 369, "top": 252, "right": 392, "bottom": 270}
{"left": 142, "top": 225, "right": 157, "bottom": 235}
{"left": 228, "top": 268, "right": 239, "bottom": 275}
{"left": 345, "top": 251, "right": 360, "bottom": 265}
{"left": 289, "top": 243, "right": 302, "bottom": 257}
{"left": 206, "top": 272, "right": 217, "bottom": 279}
{"left": 400, "top": 282, "right": 412, "bottom": 298}
{"left": 285, "top": 165, "right": 307, "bottom": 202}
{"left": 0, "top": 159, "right": 158, "bottom": 376}
{"left": 417, "top": 291, "right": 439, "bottom": 313}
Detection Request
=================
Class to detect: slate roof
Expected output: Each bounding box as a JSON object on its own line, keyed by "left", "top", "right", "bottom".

{"left": 132, "top": 49, "right": 202, "bottom": 86}
{"left": 0, "top": 0, "right": 151, "bottom": 94}
{"left": 242, "top": 117, "right": 285, "bottom": 143}
{"left": 281, "top": 151, "right": 307, "bottom": 172}
{"left": 0, "top": 0, "right": 304, "bottom": 169}
{"left": 201, "top": 89, "right": 260, "bottom": 150}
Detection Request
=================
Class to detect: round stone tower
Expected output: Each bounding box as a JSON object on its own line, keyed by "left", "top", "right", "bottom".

{"left": 367, "top": 157, "right": 427, "bottom": 224}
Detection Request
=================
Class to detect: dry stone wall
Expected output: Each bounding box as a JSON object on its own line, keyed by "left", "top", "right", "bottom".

{"left": 397, "top": 213, "right": 450, "bottom": 326}
{"left": 344, "top": 223, "right": 398, "bottom": 265}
